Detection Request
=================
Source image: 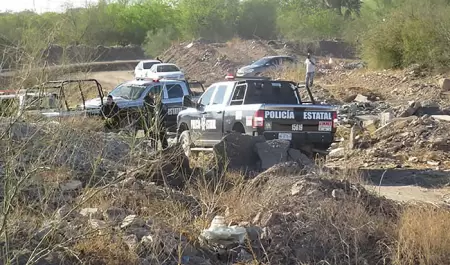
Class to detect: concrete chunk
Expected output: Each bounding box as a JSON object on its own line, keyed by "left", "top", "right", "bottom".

{"left": 431, "top": 115, "right": 450, "bottom": 122}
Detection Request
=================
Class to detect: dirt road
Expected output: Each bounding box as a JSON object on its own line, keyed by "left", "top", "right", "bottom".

{"left": 366, "top": 185, "right": 449, "bottom": 204}
{"left": 63, "top": 70, "right": 134, "bottom": 92}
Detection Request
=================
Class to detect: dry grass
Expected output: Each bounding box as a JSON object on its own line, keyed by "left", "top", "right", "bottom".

{"left": 393, "top": 205, "right": 450, "bottom": 265}
{"left": 72, "top": 233, "right": 139, "bottom": 265}
{"left": 265, "top": 64, "right": 306, "bottom": 82}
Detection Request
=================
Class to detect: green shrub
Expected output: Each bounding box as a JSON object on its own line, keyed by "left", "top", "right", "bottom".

{"left": 277, "top": 7, "right": 345, "bottom": 41}
{"left": 143, "top": 26, "right": 180, "bottom": 57}
{"left": 361, "top": 0, "right": 450, "bottom": 69}
{"left": 237, "top": 0, "right": 277, "bottom": 39}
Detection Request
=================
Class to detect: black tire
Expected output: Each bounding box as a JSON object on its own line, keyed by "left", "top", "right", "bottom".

{"left": 179, "top": 130, "right": 193, "bottom": 158}
{"left": 312, "top": 144, "right": 330, "bottom": 163}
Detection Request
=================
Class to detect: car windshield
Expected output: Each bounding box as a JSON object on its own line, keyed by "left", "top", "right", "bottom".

{"left": 156, "top": 65, "right": 180, "bottom": 72}
{"left": 110, "top": 84, "right": 147, "bottom": 100}
{"left": 251, "top": 57, "right": 271, "bottom": 66}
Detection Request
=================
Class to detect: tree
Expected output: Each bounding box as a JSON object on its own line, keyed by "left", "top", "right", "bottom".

{"left": 177, "top": 0, "right": 240, "bottom": 41}
{"left": 324, "top": 0, "right": 362, "bottom": 18}
{"left": 237, "top": 0, "right": 277, "bottom": 39}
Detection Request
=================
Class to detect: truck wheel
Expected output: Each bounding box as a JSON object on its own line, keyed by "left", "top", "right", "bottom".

{"left": 179, "top": 130, "right": 193, "bottom": 158}
{"left": 312, "top": 144, "right": 330, "bottom": 163}
{"left": 313, "top": 152, "right": 327, "bottom": 163}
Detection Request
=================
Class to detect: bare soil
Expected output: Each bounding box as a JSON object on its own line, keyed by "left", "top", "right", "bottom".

{"left": 67, "top": 38, "right": 450, "bottom": 206}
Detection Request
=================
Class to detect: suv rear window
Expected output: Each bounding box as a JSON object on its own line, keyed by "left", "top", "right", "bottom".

{"left": 143, "top": 62, "right": 158, "bottom": 69}
{"left": 244, "top": 81, "right": 299, "bottom": 105}
{"left": 157, "top": 65, "right": 180, "bottom": 72}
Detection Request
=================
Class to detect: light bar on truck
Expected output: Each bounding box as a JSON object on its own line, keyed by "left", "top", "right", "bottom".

{"left": 225, "top": 73, "right": 235, "bottom": 80}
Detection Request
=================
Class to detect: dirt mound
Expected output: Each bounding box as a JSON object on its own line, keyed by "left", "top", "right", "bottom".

{"left": 161, "top": 39, "right": 273, "bottom": 85}
{"left": 161, "top": 38, "right": 303, "bottom": 85}
{"left": 242, "top": 166, "right": 399, "bottom": 264}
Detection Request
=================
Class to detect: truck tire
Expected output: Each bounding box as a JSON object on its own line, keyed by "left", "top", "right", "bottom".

{"left": 179, "top": 130, "right": 193, "bottom": 158}
{"left": 312, "top": 144, "right": 330, "bottom": 163}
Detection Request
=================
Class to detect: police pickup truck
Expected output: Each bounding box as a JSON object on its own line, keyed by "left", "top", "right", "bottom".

{"left": 84, "top": 78, "right": 204, "bottom": 132}
{"left": 176, "top": 77, "right": 337, "bottom": 157}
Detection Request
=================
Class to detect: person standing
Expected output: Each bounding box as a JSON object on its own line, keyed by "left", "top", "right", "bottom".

{"left": 305, "top": 53, "right": 316, "bottom": 87}
{"left": 143, "top": 90, "right": 155, "bottom": 134}
{"left": 101, "top": 95, "right": 120, "bottom": 131}
{"left": 143, "top": 90, "right": 168, "bottom": 149}
{"left": 154, "top": 93, "right": 168, "bottom": 149}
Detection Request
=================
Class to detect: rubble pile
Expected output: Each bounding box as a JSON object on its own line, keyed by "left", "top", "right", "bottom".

{"left": 371, "top": 115, "right": 450, "bottom": 161}
{"left": 331, "top": 114, "right": 450, "bottom": 168}
{"left": 3, "top": 115, "right": 450, "bottom": 265}
{"left": 338, "top": 100, "right": 392, "bottom": 125}
{"left": 213, "top": 133, "right": 315, "bottom": 174}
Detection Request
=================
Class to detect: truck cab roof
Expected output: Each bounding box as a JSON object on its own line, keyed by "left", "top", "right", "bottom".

{"left": 122, "top": 78, "right": 187, "bottom": 86}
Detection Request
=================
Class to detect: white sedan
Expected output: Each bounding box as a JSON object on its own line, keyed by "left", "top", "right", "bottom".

{"left": 139, "top": 63, "right": 185, "bottom": 81}
{"left": 134, "top": 59, "right": 161, "bottom": 79}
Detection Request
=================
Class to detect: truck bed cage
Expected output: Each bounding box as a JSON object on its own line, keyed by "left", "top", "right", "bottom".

{"left": 31, "top": 79, "right": 104, "bottom": 111}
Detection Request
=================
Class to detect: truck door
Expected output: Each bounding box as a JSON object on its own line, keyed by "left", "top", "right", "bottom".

{"left": 191, "top": 85, "right": 217, "bottom": 146}
{"left": 162, "top": 82, "right": 184, "bottom": 132}
{"left": 203, "top": 84, "right": 228, "bottom": 145}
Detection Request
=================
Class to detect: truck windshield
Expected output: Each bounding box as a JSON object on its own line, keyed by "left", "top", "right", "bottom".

{"left": 110, "top": 84, "right": 147, "bottom": 100}
{"left": 245, "top": 81, "right": 299, "bottom": 105}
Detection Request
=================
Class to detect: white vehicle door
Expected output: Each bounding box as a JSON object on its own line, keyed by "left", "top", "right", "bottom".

{"left": 147, "top": 64, "right": 158, "bottom": 79}
{"left": 135, "top": 62, "right": 143, "bottom": 78}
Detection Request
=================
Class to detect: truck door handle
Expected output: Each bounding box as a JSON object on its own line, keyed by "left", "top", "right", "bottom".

{"left": 201, "top": 111, "right": 207, "bottom": 114}
{"left": 216, "top": 111, "right": 222, "bottom": 113}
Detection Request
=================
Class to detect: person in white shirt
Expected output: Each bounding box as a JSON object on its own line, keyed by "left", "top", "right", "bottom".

{"left": 304, "top": 53, "right": 316, "bottom": 87}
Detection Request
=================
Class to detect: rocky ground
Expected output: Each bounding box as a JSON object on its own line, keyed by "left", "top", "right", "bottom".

{"left": 2, "top": 38, "right": 450, "bottom": 264}
{"left": 0, "top": 116, "right": 449, "bottom": 265}
{"left": 0, "top": 120, "right": 428, "bottom": 265}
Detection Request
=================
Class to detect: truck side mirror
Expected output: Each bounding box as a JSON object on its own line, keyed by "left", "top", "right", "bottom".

{"left": 182, "top": 95, "right": 195, "bottom": 108}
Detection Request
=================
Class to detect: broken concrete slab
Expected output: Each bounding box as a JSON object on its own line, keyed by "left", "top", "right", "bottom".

{"left": 355, "top": 115, "right": 379, "bottom": 132}
{"left": 329, "top": 147, "right": 345, "bottom": 158}
{"left": 373, "top": 116, "right": 418, "bottom": 135}
{"left": 379, "top": 112, "right": 393, "bottom": 126}
{"left": 213, "top": 133, "right": 265, "bottom": 171}
{"left": 354, "top": 94, "right": 369, "bottom": 103}
{"left": 431, "top": 115, "right": 450, "bottom": 122}
{"left": 254, "top": 140, "right": 290, "bottom": 169}
{"left": 399, "top": 101, "right": 421, "bottom": 117}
